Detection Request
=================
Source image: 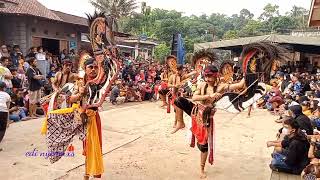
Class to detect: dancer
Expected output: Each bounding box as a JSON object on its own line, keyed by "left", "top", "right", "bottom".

{"left": 69, "top": 58, "right": 104, "bottom": 179}
{"left": 158, "top": 67, "right": 169, "bottom": 107}
{"left": 42, "top": 12, "right": 120, "bottom": 180}
{"left": 174, "top": 65, "right": 245, "bottom": 178}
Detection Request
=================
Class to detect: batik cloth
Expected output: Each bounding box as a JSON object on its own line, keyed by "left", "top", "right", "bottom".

{"left": 45, "top": 104, "right": 86, "bottom": 163}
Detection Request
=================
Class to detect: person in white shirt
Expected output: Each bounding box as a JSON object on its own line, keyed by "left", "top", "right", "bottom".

{"left": 0, "top": 57, "right": 13, "bottom": 94}
{"left": 0, "top": 81, "right": 11, "bottom": 142}
{"left": 35, "top": 46, "right": 47, "bottom": 76}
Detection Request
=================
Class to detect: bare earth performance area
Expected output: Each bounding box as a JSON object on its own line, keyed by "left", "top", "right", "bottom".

{"left": 0, "top": 0, "right": 320, "bottom": 180}
{"left": 0, "top": 102, "right": 279, "bottom": 180}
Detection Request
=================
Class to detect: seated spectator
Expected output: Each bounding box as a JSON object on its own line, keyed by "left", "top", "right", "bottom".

{"left": 270, "top": 118, "right": 310, "bottom": 174}
{"left": 139, "top": 81, "right": 154, "bottom": 101}
{"left": 267, "top": 117, "right": 291, "bottom": 151}
{"left": 267, "top": 89, "right": 284, "bottom": 113}
{"left": 110, "top": 81, "right": 121, "bottom": 105}
{"left": 47, "top": 65, "right": 57, "bottom": 81}
{"left": 9, "top": 89, "right": 30, "bottom": 122}
{"left": 289, "top": 105, "right": 313, "bottom": 135}
{"left": 301, "top": 101, "right": 312, "bottom": 117}
{"left": 126, "top": 83, "right": 142, "bottom": 102}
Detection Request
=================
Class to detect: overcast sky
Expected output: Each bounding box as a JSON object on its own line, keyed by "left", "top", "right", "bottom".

{"left": 38, "top": 0, "right": 311, "bottom": 18}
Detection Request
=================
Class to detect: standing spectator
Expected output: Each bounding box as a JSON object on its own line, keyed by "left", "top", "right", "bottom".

{"left": 69, "top": 49, "right": 76, "bottom": 64}
{"left": 0, "top": 45, "right": 10, "bottom": 58}
{"left": 0, "top": 81, "right": 10, "bottom": 137}
{"left": 26, "top": 57, "right": 44, "bottom": 117}
{"left": 60, "top": 49, "right": 68, "bottom": 60}
{"left": 10, "top": 68, "right": 22, "bottom": 92}
{"left": 35, "top": 46, "right": 47, "bottom": 76}
{"left": 0, "top": 57, "right": 13, "bottom": 95}
{"left": 17, "top": 54, "right": 26, "bottom": 74}
{"left": 51, "top": 59, "right": 76, "bottom": 91}
{"left": 26, "top": 47, "right": 37, "bottom": 59}
{"left": 10, "top": 45, "right": 22, "bottom": 67}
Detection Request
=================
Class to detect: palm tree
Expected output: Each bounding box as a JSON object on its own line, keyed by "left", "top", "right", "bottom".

{"left": 90, "top": 0, "right": 138, "bottom": 19}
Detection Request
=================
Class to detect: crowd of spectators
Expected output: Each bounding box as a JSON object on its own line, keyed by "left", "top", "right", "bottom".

{"left": 0, "top": 44, "right": 193, "bottom": 125}
{"left": 261, "top": 65, "right": 320, "bottom": 178}
{"left": 0, "top": 44, "right": 77, "bottom": 124}
{"left": 4, "top": 44, "right": 320, "bottom": 179}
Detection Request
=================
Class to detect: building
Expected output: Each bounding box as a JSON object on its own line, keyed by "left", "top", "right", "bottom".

{"left": 0, "top": 0, "right": 157, "bottom": 59}
{"left": 194, "top": 34, "right": 320, "bottom": 69}
{"left": 309, "top": 0, "right": 320, "bottom": 27}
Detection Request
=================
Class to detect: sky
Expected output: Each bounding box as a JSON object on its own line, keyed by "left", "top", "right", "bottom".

{"left": 38, "top": 0, "right": 311, "bottom": 18}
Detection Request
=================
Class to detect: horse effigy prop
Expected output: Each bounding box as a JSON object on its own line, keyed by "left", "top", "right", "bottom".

{"left": 40, "top": 12, "right": 120, "bottom": 164}
{"left": 215, "top": 42, "right": 288, "bottom": 113}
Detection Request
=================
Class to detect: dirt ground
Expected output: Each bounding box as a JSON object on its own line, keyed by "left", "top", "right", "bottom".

{"left": 0, "top": 101, "right": 280, "bottom": 180}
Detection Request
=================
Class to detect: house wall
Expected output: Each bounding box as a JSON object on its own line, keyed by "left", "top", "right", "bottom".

{"left": 0, "top": 15, "right": 88, "bottom": 55}
{"left": 0, "top": 16, "right": 28, "bottom": 53}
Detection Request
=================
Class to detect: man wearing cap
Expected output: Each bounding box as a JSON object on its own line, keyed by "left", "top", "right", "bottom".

{"left": 173, "top": 65, "right": 245, "bottom": 179}
{"left": 52, "top": 59, "right": 76, "bottom": 92}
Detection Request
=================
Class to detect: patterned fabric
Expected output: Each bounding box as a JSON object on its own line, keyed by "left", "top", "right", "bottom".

{"left": 303, "top": 174, "right": 317, "bottom": 180}
{"left": 190, "top": 104, "right": 216, "bottom": 165}
{"left": 46, "top": 107, "right": 86, "bottom": 163}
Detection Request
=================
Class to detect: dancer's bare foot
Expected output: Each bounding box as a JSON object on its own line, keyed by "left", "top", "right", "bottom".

{"left": 171, "top": 122, "right": 185, "bottom": 134}
{"left": 200, "top": 170, "right": 207, "bottom": 179}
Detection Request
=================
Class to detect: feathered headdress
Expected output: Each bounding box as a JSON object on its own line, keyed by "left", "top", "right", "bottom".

{"left": 192, "top": 49, "right": 217, "bottom": 67}
{"left": 241, "top": 41, "right": 289, "bottom": 82}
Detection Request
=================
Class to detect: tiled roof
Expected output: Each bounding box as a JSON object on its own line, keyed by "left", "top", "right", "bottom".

{"left": 51, "top": 10, "right": 88, "bottom": 26}
{"left": 0, "top": 0, "right": 62, "bottom": 21}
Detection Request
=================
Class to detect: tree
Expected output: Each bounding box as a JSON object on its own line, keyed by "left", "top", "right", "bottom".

{"left": 288, "top": 6, "right": 309, "bottom": 28}
{"left": 154, "top": 43, "right": 170, "bottom": 64}
{"left": 240, "top": 9, "right": 254, "bottom": 20}
{"left": 239, "top": 20, "right": 264, "bottom": 37}
{"left": 271, "top": 16, "right": 297, "bottom": 33}
{"left": 259, "top": 3, "right": 280, "bottom": 21}
{"left": 90, "top": 0, "right": 137, "bottom": 19}
{"left": 223, "top": 30, "right": 239, "bottom": 40}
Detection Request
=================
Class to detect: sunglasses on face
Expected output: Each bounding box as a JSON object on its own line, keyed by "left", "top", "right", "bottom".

{"left": 64, "top": 64, "right": 72, "bottom": 67}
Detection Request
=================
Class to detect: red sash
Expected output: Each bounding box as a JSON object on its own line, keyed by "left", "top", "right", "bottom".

{"left": 190, "top": 104, "right": 216, "bottom": 165}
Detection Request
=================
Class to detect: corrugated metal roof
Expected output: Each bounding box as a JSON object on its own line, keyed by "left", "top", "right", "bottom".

{"left": 194, "top": 34, "right": 320, "bottom": 51}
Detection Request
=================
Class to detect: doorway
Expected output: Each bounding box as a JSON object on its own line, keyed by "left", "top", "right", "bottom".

{"left": 42, "top": 38, "right": 59, "bottom": 55}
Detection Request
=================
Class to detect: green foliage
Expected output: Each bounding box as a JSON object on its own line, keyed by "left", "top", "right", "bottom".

{"left": 119, "top": 3, "right": 309, "bottom": 53}
{"left": 223, "top": 30, "right": 239, "bottom": 40}
{"left": 90, "top": 0, "right": 137, "bottom": 19}
{"left": 154, "top": 43, "right": 170, "bottom": 64}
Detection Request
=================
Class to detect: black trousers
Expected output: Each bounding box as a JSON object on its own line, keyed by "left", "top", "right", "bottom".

{"left": 0, "top": 112, "right": 8, "bottom": 142}
{"left": 174, "top": 97, "right": 208, "bottom": 152}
